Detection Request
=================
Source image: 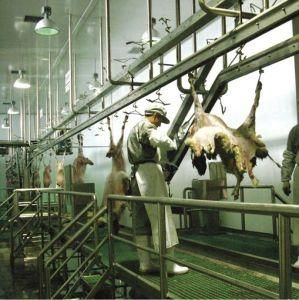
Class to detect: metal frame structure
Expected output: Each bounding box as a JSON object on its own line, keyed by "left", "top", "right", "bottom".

{"left": 167, "top": 33, "right": 299, "bottom": 181}
{"left": 33, "top": 0, "right": 299, "bottom": 156}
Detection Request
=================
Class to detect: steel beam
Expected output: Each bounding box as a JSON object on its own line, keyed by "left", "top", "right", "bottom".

{"left": 0, "top": 140, "right": 30, "bottom": 147}
{"left": 34, "top": 0, "right": 299, "bottom": 155}
{"left": 203, "top": 34, "right": 299, "bottom": 112}
{"left": 166, "top": 34, "right": 299, "bottom": 181}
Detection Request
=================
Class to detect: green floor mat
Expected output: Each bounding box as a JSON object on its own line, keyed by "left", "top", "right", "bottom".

{"left": 98, "top": 238, "right": 299, "bottom": 299}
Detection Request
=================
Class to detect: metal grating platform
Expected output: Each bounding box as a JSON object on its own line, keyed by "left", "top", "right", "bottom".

{"left": 94, "top": 238, "right": 299, "bottom": 299}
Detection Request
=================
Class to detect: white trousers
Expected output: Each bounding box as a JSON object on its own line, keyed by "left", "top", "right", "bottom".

{"left": 135, "top": 162, "right": 178, "bottom": 250}
{"left": 292, "top": 165, "right": 299, "bottom": 245}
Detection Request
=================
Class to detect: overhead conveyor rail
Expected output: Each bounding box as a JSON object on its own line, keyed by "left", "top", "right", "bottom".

{"left": 107, "top": 193, "right": 299, "bottom": 299}
{"left": 166, "top": 34, "right": 299, "bottom": 181}
{"left": 37, "top": 0, "right": 236, "bottom": 143}
{"left": 33, "top": 0, "right": 299, "bottom": 156}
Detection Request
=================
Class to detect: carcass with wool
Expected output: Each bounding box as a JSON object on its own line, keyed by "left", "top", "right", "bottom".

{"left": 185, "top": 74, "right": 268, "bottom": 199}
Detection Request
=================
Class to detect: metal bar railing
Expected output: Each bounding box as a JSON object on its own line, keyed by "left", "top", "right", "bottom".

{"left": 186, "top": 184, "right": 288, "bottom": 237}
{"left": 108, "top": 194, "right": 299, "bottom": 299}
{"left": 47, "top": 208, "right": 107, "bottom": 299}
{"left": 41, "top": 204, "right": 107, "bottom": 299}
{"left": 38, "top": 198, "right": 98, "bottom": 297}
{"left": 63, "top": 236, "right": 109, "bottom": 299}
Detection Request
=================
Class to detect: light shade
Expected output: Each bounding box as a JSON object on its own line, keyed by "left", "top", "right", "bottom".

{"left": 14, "top": 70, "right": 31, "bottom": 89}
{"left": 35, "top": 17, "right": 59, "bottom": 36}
{"left": 13, "top": 77, "right": 31, "bottom": 89}
{"left": 1, "top": 118, "right": 10, "bottom": 129}
{"left": 35, "top": 6, "right": 59, "bottom": 36}
{"left": 61, "top": 103, "right": 70, "bottom": 116}
{"left": 141, "top": 17, "right": 161, "bottom": 44}
{"left": 7, "top": 101, "right": 19, "bottom": 115}
{"left": 141, "top": 28, "right": 161, "bottom": 44}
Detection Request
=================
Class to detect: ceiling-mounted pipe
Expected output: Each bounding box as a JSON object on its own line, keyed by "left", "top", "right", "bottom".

{"left": 20, "top": 94, "right": 24, "bottom": 140}
{"left": 263, "top": 0, "right": 269, "bottom": 10}
{"left": 56, "top": 79, "right": 59, "bottom": 125}
{"left": 48, "top": 47, "right": 52, "bottom": 129}
{"left": 99, "top": 17, "right": 104, "bottom": 87}
{"left": 68, "top": 13, "right": 75, "bottom": 114}
{"left": 222, "top": 16, "right": 227, "bottom": 69}
{"left": 147, "top": 0, "right": 154, "bottom": 79}
{"left": 176, "top": 0, "right": 192, "bottom": 94}
{"left": 105, "top": 0, "right": 144, "bottom": 88}
{"left": 36, "top": 57, "right": 40, "bottom": 140}
{"left": 28, "top": 92, "right": 31, "bottom": 143}
{"left": 176, "top": 0, "right": 188, "bottom": 93}
{"left": 8, "top": 114, "right": 12, "bottom": 142}
{"left": 198, "top": 0, "right": 256, "bottom": 19}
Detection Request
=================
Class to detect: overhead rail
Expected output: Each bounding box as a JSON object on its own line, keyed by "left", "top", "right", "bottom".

{"left": 203, "top": 34, "right": 299, "bottom": 112}
{"left": 198, "top": 0, "right": 256, "bottom": 19}
{"left": 33, "top": 0, "right": 299, "bottom": 156}
{"left": 107, "top": 193, "right": 298, "bottom": 299}
{"left": 166, "top": 34, "right": 299, "bottom": 181}
{"left": 0, "top": 140, "right": 30, "bottom": 147}
{"left": 35, "top": 0, "right": 236, "bottom": 142}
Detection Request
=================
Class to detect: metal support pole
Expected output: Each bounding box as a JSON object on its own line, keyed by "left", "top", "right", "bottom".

{"left": 68, "top": 14, "right": 75, "bottom": 113}
{"left": 48, "top": 47, "right": 52, "bottom": 129}
{"left": 240, "top": 187, "right": 245, "bottom": 231}
{"left": 263, "top": 0, "right": 269, "bottom": 10}
{"left": 147, "top": 0, "right": 154, "bottom": 79}
{"left": 158, "top": 202, "right": 168, "bottom": 298}
{"left": 36, "top": 57, "right": 40, "bottom": 139}
{"left": 107, "top": 196, "right": 115, "bottom": 298}
{"left": 271, "top": 187, "right": 277, "bottom": 239}
{"left": 278, "top": 214, "right": 292, "bottom": 299}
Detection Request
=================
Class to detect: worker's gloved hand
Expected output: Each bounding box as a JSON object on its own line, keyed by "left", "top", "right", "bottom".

{"left": 282, "top": 181, "right": 291, "bottom": 196}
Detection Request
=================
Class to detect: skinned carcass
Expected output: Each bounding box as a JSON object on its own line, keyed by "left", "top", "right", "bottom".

{"left": 72, "top": 134, "right": 94, "bottom": 184}
{"left": 56, "top": 160, "right": 65, "bottom": 188}
{"left": 43, "top": 164, "right": 52, "bottom": 188}
{"left": 185, "top": 73, "right": 268, "bottom": 199}
{"left": 101, "top": 115, "right": 130, "bottom": 232}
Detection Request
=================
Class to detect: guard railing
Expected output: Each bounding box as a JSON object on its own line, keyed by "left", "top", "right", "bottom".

{"left": 107, "top": 193, "right": 298, "bottom": 299}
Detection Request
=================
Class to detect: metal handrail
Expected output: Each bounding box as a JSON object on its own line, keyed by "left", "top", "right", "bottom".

{"left": 42, "top": 207, "right": 107, "bottom": 299}
{"left": 0, "top": 192, "right": 15, "bottom": 210}
{"left": 107, "top": 194, "right": 297, "bottom": 299}
{"left": 109, "top": 194, "right": 299, "bottom": 216}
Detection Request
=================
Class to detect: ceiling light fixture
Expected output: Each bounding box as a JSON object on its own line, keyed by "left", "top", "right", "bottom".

{"left": 7, "top": 101, "right": 19, "bottom": 115}
{"left": 35, "top": 6, "right": 59, "bottom": 36}
{"left": 13, "top": 70, "right": 31, "bottom": 89}
{"left": 61, "top": 102, "right": 70, "bottom": 116}
{"left": 1, "top": 117, "right": 10, "bottom": 129}
{"left": 141, "top": 17, "right": 161, "bottom": 44}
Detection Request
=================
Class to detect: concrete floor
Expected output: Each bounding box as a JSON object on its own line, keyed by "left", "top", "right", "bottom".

{"left": 0, "top": 240, "right": 39, "bottom": 299}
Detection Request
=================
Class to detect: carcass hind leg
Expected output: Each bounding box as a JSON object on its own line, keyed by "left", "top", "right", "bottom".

{"left": 246, "top": 161, "right": 259, "bottom": 187}
{"left": 232, "top": 173, "right": 244, "bottom": 200}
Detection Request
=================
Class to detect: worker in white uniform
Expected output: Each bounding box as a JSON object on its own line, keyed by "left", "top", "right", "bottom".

{"left": 281, "top": 124, "right": 299, "bottom": 268}
{"left": 127, "top": 103, "right": 189, "bottom": 275}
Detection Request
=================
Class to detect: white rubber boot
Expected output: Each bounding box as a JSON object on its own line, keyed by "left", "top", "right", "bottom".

{"left": 293, "top": 256, "right": 299, "bottom": 269}
{"left": 135, "top": 235, "right": 159, "bottom": 273}
{"left": 166, "top": 247, "right": 189, "bottom": 275}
